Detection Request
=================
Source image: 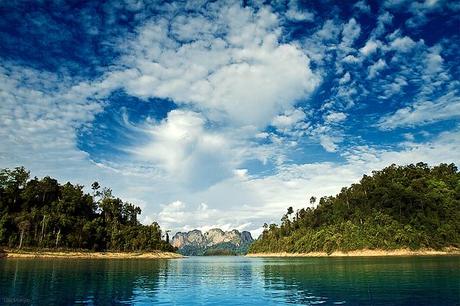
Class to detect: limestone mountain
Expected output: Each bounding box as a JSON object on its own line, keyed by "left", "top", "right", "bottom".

{"left": 171, "top": 228, "right": 254, "bottom": 255}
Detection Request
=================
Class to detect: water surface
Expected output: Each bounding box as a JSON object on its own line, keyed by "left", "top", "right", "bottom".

{"left": 1, "top": 256, "right": 459, "bottom": 305}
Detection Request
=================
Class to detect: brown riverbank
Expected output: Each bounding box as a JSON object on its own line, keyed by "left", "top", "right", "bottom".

{"left": 0, "top": 249, "right": 183, "bottom": 259}
{"left": 247, "top": 248, "right": 460, "bottom": 258}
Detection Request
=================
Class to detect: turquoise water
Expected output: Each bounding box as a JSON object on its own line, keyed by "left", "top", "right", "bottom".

{"left": 1, "top": 256, "right": 459, "bottom": 305}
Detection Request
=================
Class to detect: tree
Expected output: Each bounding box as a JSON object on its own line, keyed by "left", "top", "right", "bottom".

{"left": 0, "top": 167, "right": 176, "bottom": 253}
{"left": 249, "top": 163, "right": 460, "bottom": 254}
{"left": 91, "top": 181, "right": 101, "bottom": 198}
{"left": 16, "top": 215, "right": 30, "bottom": 249}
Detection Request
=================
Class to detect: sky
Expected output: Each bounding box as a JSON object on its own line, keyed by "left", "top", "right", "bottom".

{"left": 1, "top": 0, "right": 459, "bottom": 237}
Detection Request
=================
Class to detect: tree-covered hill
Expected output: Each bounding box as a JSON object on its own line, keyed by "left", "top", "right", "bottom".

{"left": 249, "top": 163, "right": 460, "bottom": 254}
{"left": 0, "top": 167, "right": 175, "bottom": 252}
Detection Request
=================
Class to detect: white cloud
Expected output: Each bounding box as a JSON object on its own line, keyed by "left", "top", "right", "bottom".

{"left": 383, "top": 0, "right": 410, "bottom": 9}
{"left": 285, "top": 9, "right": 314, "bottom": 22}
{"left": 360, "top": 39, "right": 379, "bottom": 56}
{"left": 407, "top": 0, "right": 446, "bottom": 27}
{"left": 115, "top": 3, "right": 319, "bottom": 129}
{"left": 23, "top": 1, "right": 321, "bottom": 194}
{"left": 347, "top": 128, "right": 460, "bottom": 168}
{"left": 158, "top": 200, "right": 187, "bottom": 224}
{"left": 0, "top": 65, "right": 103, "bottom": 174}
{"left": 341, "top": 18, "right": 361, "bottom": 47}
{"left": 130, "top": 110, "right": 241, "bottom": 189}
{"left": 425, "top": 45, "right": 443, "bottom": 74}
{"left": 319, "top": 135, "right": 339, "bottom": 152}
{"left": 381, "top": 76, "right": 409, "bottom": 97}
{"left": 285, "top": 0, "right": 315, "bottom": 22}
{"left": 339, "top": 72, "right": 351, "bottom": 85}
{"left": 354, "top": 0, "right": 371, "bottom": 14}
{"left": 301, "top": 19, "right": 342, "bottom": 67}
{"left": 368, "top": 58, "right": 387, "bottom": 79}
{"left": 371, "top": 11, "right": 393, "bottom": 37}
{"left": 378, "top": 92, "right": 460, "bottom": 130}
{"left": 403, "top": 133, "right": 415, "bottom": 141}
{"left": 324, "top": 112, "right": 347, "bottom": 124}
{"left": 316, "top": 19, "right": 342, "bottom": 41}
{"left": 156, "top": 200, "right": 249, "bottom": 233}
{"left": 170, "top": 15, "right": 216, "bottom": 42}
{"left": 272, "top": 108, "right": 307, "bottom": 130}
{"left": 382, "top": 0, "right": 458, "bottom": 28}
{"left": 389, "top": 35, "right": 417, "bottom": 52}
{"left": 342, "top": 54, "right": 361, "bottom": 64}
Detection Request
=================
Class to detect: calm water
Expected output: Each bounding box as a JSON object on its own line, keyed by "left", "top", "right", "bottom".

{"left": 0, "top": 256, "right": 459, "bottom": 305}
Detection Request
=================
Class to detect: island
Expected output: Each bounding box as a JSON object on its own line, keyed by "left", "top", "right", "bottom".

{"left": 0, "top": 167, "right": 178, "bottom": 258}
{"left": 248, "top": 163, "right": 460, "bottom": 257}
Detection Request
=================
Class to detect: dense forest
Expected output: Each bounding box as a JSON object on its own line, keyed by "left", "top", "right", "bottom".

{"left": 249, "top": 163, "right": 460, "bottom": 254}
{"left": 0, "top": 167, "right": 175, "bottom": 252}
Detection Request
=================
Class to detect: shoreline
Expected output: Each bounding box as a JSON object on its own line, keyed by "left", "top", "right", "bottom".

{"left": 246, "top": 248, "right": 460, "bottom": 258}
{"left": 1, "top": 249, "right": 184, "bottom": 259}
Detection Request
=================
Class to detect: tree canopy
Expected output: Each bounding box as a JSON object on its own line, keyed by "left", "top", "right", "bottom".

{"left": 249, "top": 163, "right": 460, "bottom": 254}
{"left": 0, "top": 167, "right": 175, "bottom": 252}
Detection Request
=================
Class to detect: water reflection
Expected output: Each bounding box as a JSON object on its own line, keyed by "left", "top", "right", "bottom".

{"left": 0, "top": 256, "right": 459, "bottom": 305}
{"left": 0, "top": 259, "right": 166, "bottom": 305}
{"left": 260, "top": 256, "right": 460, "bottom": 305}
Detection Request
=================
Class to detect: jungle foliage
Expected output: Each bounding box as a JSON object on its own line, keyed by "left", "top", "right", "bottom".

{"left": 0, "top": 167, "right": 175, "bottom": 252}
{"left": 249, "top": 163, "right": 460, "bottom": 254}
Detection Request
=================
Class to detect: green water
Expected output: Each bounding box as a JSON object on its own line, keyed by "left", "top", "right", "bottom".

{"left": 0, "top": 256, "right": 459, "bottom": 305}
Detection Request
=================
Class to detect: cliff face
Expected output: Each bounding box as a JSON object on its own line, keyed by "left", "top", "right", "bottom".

{"left": 171, "top": 229, "right": 254, "bottom": 255}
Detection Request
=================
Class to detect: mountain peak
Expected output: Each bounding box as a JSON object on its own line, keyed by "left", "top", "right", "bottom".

{"left": 171, "top": 228, "right": 254, "bottom": 255}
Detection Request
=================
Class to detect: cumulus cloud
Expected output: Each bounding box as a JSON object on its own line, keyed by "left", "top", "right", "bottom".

{"left": 156, "top": 199, "right": 256, "bottom": 234}
{"left": 360, "top": 39, "right": 379, "bottom": 56}
{"left": 354, "top": 0, "right": 371, "bottom": 14}
{"left": 115, "top": 3, "right": 319, "bottom": 128}
{"left": 130, "top": 110, "right": 240, "bottom": 189}
{"left": 272, "top": 108, "right": 307, "bottom": 131}
{"left": 319, "top": 135, "right": 339, "bottom": 152}
{"left": 338, "top": 72, "right": 351, "bottom": 85}
{"left": 0, "top": 64, "right": 103, "bottom": 174}
{"left": 341, "top": 18, "right": 361, "bottom": 47}
{"left": 389, "top": 35, "right": 417, "bottom": 52}
{"left": 285, "top": 0, "right": 315, "bottom": 22}
{"left": 342, "top": 54, "right": 361, "bottom": 64}
{"left": 324, "top": 112, "right": 347, "bottom": 124}
{"left": 371, "top": 11, "right": 393, "bottom": 37}
{"left": 368, "top": 58, "right": 387, "bottom": 78}
{"left": 425, "top": 45, "right": 444, "bottom": 74}
{"left": 35, "top": 1, "right": 321, "bottom": 192}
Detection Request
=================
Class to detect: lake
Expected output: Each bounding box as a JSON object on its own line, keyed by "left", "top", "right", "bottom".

{"left": 1, "top": 256, "right": 459, "bottom": 305}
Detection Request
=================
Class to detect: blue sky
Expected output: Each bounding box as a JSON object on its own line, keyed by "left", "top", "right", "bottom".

{"left": 1, "top": 0, "right": 459, "bottom": 236}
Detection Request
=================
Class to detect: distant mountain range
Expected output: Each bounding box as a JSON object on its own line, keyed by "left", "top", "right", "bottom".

{"left": 171, "top": 229, "right": 254, "bottom": 256}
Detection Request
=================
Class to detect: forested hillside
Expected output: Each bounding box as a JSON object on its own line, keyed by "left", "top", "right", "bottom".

{"left": 249, "top": 163, "right": 460, "bottom": 254}
{"left": 0, "top": 167, "right": 175, "bottom": 252}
